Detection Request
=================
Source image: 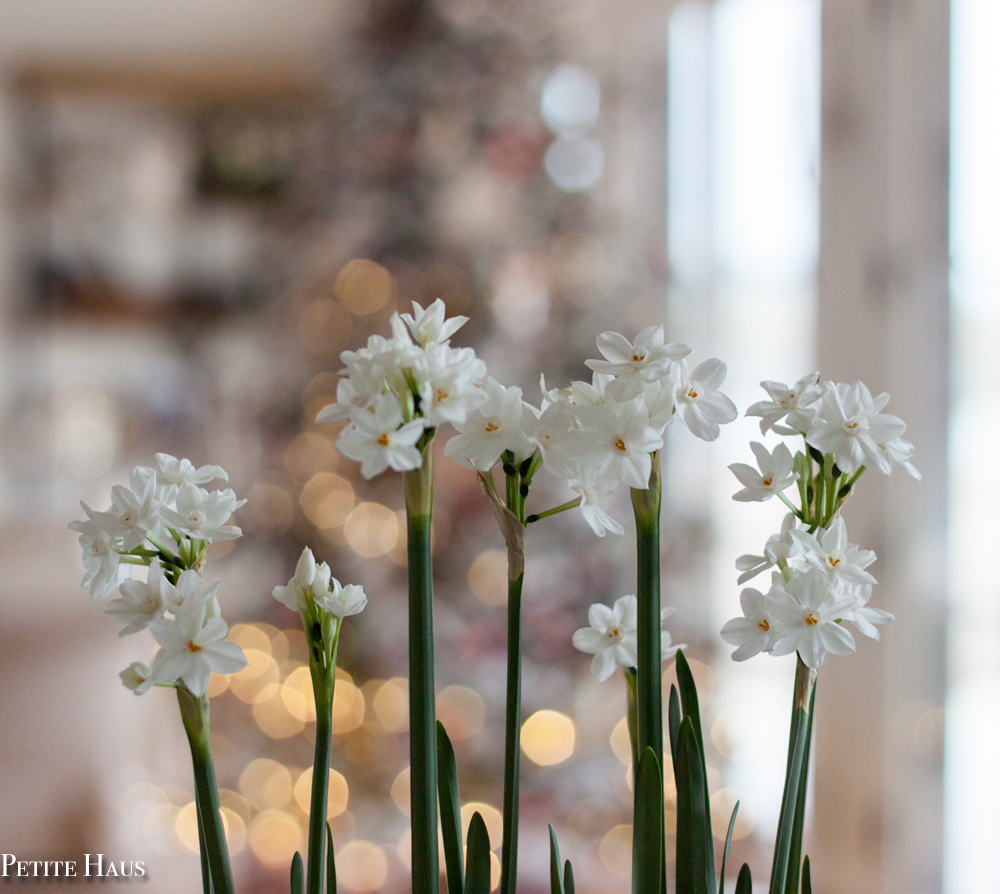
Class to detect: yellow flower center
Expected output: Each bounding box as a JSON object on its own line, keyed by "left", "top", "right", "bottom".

{"left": 435, "top": 388, "right": 449, "bottom": 403}
{"left": 762, "top": 476, "right": 773, "bottom": 487}
{"left": 827, "top": 556, "right": 841, "bottom": 567}
{"left": 377, "top": 433, "right": 390, "bottom": 446}
{"left": 484, "top": 421, "right": 499, "bottom": 432}
{"left": 632, "top": 352, "right": 645, "bottom": 362}
{"left": 845, "top": 421, "right": 860, "bottom": 430}
{"left": 187, "top": 640, "right": 202, "bottom": 652}
{"left": 758, "top": 619, "right": 770, "bottom": 632}
{"left": 804, "top": 612, "right": 819, "bottom": 626}
{"left": 607, "top": 626, "right": 622, "bottom": 638}
{"left": 687, "top": 388, "right": 699, "bottom": 399}
{"left": 614, "top": 438, "right": 627, "bottom": 453}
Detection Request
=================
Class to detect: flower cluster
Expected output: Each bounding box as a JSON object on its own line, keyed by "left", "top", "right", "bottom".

{"left": 317, "top": 300, "right": 487, "bottom": 478}
{"left": 722, "top": 374, "right": 916, "bottom": 668}
{"left": 444, "top": 325, "right": 737, "bottom": 536}
{"left": 572, "top": 594, "right": 685, "bottom": 682}
{"left": 68, "top": 455, "right": 248, "bottom": 696}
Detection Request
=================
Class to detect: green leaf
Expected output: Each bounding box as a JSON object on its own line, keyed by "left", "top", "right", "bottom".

{"left": 719, "top": 801, "right": 740, "bottom": 894}
{"left": 769, "top": 707, "right": 810, "bottom": 894}
{"left": 291, "top": 852, "right": 304, "bottom": 894}
{"left": 675, "top": 718, "right": 713, "bottom": 894}
{"left": 674, "top": 655, "right": 715, "bottom": 893}
{"left": 548, "top": 826, "right": 564, "bottom": 894}
{"left": 632, "top": 747, "right": 663, "bottom": 894}
{"left": 668, "top": 684, "right": 681, "bottom": 769}
{"left": 564, "top": 861, "right": 575, "bottom": 894}
{"left": 800, "top": 857, "right": 811, "bottom": 894}
{"left": 465, "top": 812, "right": 492, "bottom": 894}
{"left": 326, "top": 824, "right": 336, "bottom": 894}
{"left": 437, "top": 721, "right": 465, "bottom": 894}
{"left": 735, "top": 864, "right": 753, "bottom": 894}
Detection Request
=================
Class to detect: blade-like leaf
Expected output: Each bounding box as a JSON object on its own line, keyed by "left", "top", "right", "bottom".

{"left": 437, "top": 721, "right": 465, "bottom": 894}
{"left": 465, "top": 812, "right": 492, "bottom": 894}
{"left": 668, "top": 684, "right": 681, "bottom": 770}
{"left": 675, "top": 651, "right": 715, "bottom": 884}
{"left": 675, "top": 717, "right": 713, "bottom": 894}
{"left": 769, "top": 707, "right": 810, "bottom": 894}
{"left": 735, "top": 864, "right": 753, "bottom": 894}
{"left": 548, "top": 826, "right": 564, "bottom": 894}
{"left": 800, "top": 857, "right": 811, "bottom": 894}
{"left": 784, "top": 686, "right": 816, "bottom": 894}
{"left": 564, "top": 861, "right": 575, "bottom": 894}
{"left": 632, "top": 747, "right": 663, "bottom": 894}
{"left": 719, "top": 801, "right": 740, "bottom": 894}
{"left": 290, "top": 852, "right": 304, "bottom": 894}
{"left": 326, "top": 824, "right": 337, "bottom": 894}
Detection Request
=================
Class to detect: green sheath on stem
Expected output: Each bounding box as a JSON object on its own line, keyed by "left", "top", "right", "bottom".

{"left": 178, "top": 689, "right": 234, "bottom": 894}
{"left": 500, "top": 571, "right": 524, "bottom": 894}
{"left": 630, "top": 452, "right": 664, "bottom": 781}
{"left": 306, "top": 682, "right": 335, "bottom": 894}
{"left": 404, "top": 437, "right": 439, "bottom": 894}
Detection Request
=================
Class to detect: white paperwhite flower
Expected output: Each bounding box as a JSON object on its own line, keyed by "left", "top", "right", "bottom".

{"left": 336, "top": 393, "right": 426, "bottom": 479}
{"left": 153, "top": 454, "right": 228, "bottom": 488}
{"left": 640, "top": 379, "right": 676, "bottom": 433}
{"left": 568, "top": 465, "right": 624, "bottom": 537}
{"left": 413, "top": 344, "right": 488, "bottom": 426}
{"left": 316, "top": 580, "right": 368, "bottom": 618}
{"left": 147, "top": 584, "right": 247, "bottom": 697}
{"left": 805, "top": 381, "right": 906, "bottom": 475}
{"left": 660, "top": 606, "right": 686, "bottom": 661}
{"left": 568, "top": 372, "right": 615, "bottom": 407}
{"left": 159, "top": 483, "right": 245, "bottom": 542}
{"left": 720, "top": 585, "right": 785, "bottom": 661}
{"left": 792, "top": 518, "right": 876, "bottom": 587}
{"left": 673, "top": 359, "right": 738, "bottom": 441}
{"left": 523, "top": 401, "right": 578, "bottom": 479}
{"left": 880, "top": 436, "right": 921, "bottom": 480}
{"left": 735, "top": 513, "right": 799, "bottom": 584}
{"left": 397, "top": 299, "right": 469, "bottom": 347}
{"left": 585, "top": 326, "right": 690, "bottom": 396}
{"left": 574, "top": 398, "right": 663, "bottom": 490}
{"left": 769, "top": 570, "right": 857, "bottom": 668}
{"left": 69, "top": 505, "right": 129, "bottom": 600}
{"left": 572, "top": 596, "right": 639, "bottom": 682}
{"left": 165, "top": 569, "right": 222, "bottom": 620}
{"left": 729, "top": 442, "right": 799, "bottom": 503}
{"left": 745, "top": 373, "right": 822, "bottom": 435}
{"left": 443, "top": 377, "right": 530, "bottom": 472}
{"left": 104, "top": 559, "right": 170, "bottom": 636}
{"left": 841, "top": 584, "right": 894, "bottom": 640}
{"left": 120, "top": 661, "right": 154, "bottom": 694}
{"left": 103, "top": 472, "right": 160, "bottom": 552}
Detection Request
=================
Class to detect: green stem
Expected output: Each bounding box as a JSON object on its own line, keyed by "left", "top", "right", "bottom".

{"left": 404, "top": 438, "right": 438, "bottom": 894}
{"left": 769, "top": 657, "right": 817, "bottom": 894}
{"left": 500, "top": 571, "right": 525, "bottom": 894}
{"left": 776, "top": 492, "right": 801, "bottom": 519}
{"left": 306, "top": 677, "right": 335, "bottom": 894}
{"left": 526, "top": 498, "right": 582, "bottom": 524}
{"left": 624, "top": 668, "right": 639, "bottom": 773}
{"left": 178, "top": 689, "right": 234, "bottom": 894}
{"left": 629, "top": 452, "right": 663, "bottom": 786}
{"left": 195, "top": 789, "right": 213, "bottom": 894}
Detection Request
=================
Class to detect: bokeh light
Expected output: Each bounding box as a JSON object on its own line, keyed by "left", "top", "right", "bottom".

{"left": 335, "top": 259, "right": 395, "bottom": 316}
{"left": 520, "top": 710, "right": 575, "bottom": 766}
{"left": 300, "top": 472, "right": 355, "bottom": 529}
{"left": 293, "top": 767, "right": 349, "bottom": 818}
{"left": 373, "top": 678, "right": 409, "bottom": 731}
{"left": 437, "top": 685, "right": 485, "bottom": 740}
{"left": 468, "top": 550, "right": 508, "bottom": 606}
{"left": 253, "top": 683, "right": 307, "bottom": 738}
{"left": 239, "top": 759, "right": 293, "bottom": 810}
{"left": 297, "top": 297, "right": 354, "bottom": 357}
{"left": 391, "top": 767, "right": 410, "bottom": 816}
{"left": 331, "top": 676, "right": 366, "bottom": 734}
{"left": 610, "top": 717, "right": 632, "bottom": 766}
{"left": 248, "top": 810, "right": 302, "bottom": 868}
{"left": 541, "top": 65, "right": 601, "bottom": 135}
{"left": 228, "top": 649, "right": 280, "bottom": 704}
{"left": 285, "top": 431, "right": 339, "bottom": 480}
{"left": 343, "top": 502, "right": 398, "bottom": 558}
{"left": 336, "top": 840, "right": 389, "bottom": 893}
{"left": 461, "top": 802, "right": 503, "bottom": 847}
{"left": 599, "top": 824, "right": 633, "bottom": 878}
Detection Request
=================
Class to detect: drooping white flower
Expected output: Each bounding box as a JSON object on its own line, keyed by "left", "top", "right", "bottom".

{"left": 103, "top": 559, "right": 171, "bottom": 636}
{"left": 523, "top": 401, "right": 578, "bottom": 479}
{"left": 720, "top": 585, "right": 785, "bottom": 661}
{"left": 573, "top": 398, "right": 663, "bottom": 490}
{"left": 673, "top": 359, "right": 738, "bottom": 441}
{"left": 336, "top": 393, "right": 426, "bottom": 479}
{"left": 585, "top": 326, "right": 690, "bottom": 397}
{"left": 572, "top": 596, "right": 639, "bottom": 682}
{"left": 734, "top": 513, "right": 799, "bottom": 584}
{"left": 159, "top": 483, "right": 245, "bottom": 542}
{"left": 69, "top": 505, "right": 130, "bottom": 600}
{"left": 792, "top": 517, "right": 877, "bottom": 587}
{"left": 397, "top": 299, "right": 469, "bottom": 348}
{"left": 568, "top": 464, "right": 624, "bottom": 537}
{"left": 147, "top": 584, "right": 247, "bottom": 697}
{"left": 729, "top": 442, "right": 799, "bottom": 503}
{"left": 120, "top": 661, "right": 154, "bottom": 695}
{"left": 745, "top": 373, "right": 822, "bottom": 435}
{"left": 880, "top": 436, "right": 921, "bottom": 480}
{"left": 315, "top": 580, "right": 368, "bottom": 618}
{"left": 805, "top": 381, "right": 906, "bottom": 475}
{"left": 443, "top": 377, "right": 530, "bottom": 472}
{"left": 769, "top": 569, "right": 857, "bottom": 668}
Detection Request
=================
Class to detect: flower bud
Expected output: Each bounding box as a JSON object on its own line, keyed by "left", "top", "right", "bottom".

{"left": 120, "top": 661, "right": 152, "bottom": 694}
{"left": 314, "top": 561, "right": 332, "bottom": 595}
{"left": 295, "top": 547, "right": 317, "bottom": 589}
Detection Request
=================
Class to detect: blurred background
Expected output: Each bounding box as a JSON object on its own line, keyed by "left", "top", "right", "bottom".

{"left": 0, "top": 0, "right": 986, "bottom": 892}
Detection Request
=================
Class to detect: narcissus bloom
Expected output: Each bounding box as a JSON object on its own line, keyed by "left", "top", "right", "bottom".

{"left": 336, "top": 393, "right": 426, "bottom": 479}
{"left": 729, "top": 442, "right": 799, "bottom": 502}
{"left": 673, "top": 359, "right": 738, "bottom": 442}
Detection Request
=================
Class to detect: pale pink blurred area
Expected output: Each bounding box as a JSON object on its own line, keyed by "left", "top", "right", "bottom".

{"left": 0, "top": 0, "right": 954, "bottom": 893}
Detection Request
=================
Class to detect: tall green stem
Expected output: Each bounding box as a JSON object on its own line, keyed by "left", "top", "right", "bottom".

{"left": 624, "top": 668, "right": 639, "bottom": 773}
{"left": 178, "top": 689, "right": 234, "bottom": 894}
{"left": 306, "top": 679, "right": 335, "bottom": 894}
{"left": 404, "top": 437, "right": 438, "bottom": 894}
{"left": 630, "top": 451, "right": 663, "bottom": 779}
{"left": 500, "top": 571, "right": 524, "bottom": 894}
